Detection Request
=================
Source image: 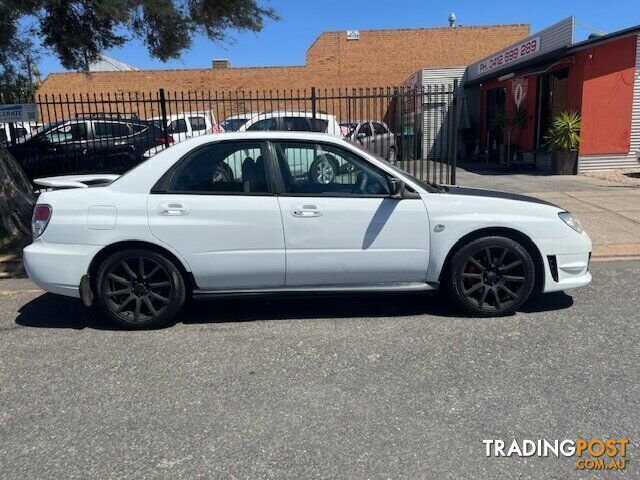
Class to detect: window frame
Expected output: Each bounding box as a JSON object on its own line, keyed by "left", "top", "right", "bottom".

{"left": 91, "top": 121, "right": 133, "bottom": 140}
{"left": 267, "top": 140, "right": 394, "bottom": 199}
{"left": 151, "top": 140, "right": 278, "bottom": 196}
{"left": 42, "top": 121, "right": 90, "bottom": 144}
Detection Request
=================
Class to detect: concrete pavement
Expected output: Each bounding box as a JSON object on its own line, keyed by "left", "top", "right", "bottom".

{"left": 456, "top": 164, "right": 640, "bottom": 258}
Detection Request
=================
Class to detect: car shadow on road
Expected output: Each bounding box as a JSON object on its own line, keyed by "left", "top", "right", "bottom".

{"left": 15, "top": 290, "right": 574, "bottom": 330}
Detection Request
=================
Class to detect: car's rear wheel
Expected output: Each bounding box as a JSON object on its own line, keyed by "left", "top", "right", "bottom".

{"left": 96, "top": 249, "right": 186, "bottom": 328}
{"left": 309, "top": 154, "right": 338, "bottom": 184}
{"left": 444, "top": 236, "right": 535, "bottom": 316}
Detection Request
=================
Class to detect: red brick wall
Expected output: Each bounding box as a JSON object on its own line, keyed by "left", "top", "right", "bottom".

{"left": 39, "top": 24, "right": 530, "bottom": 96}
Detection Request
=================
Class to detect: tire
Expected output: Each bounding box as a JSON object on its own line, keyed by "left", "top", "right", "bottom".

{"left": 387, "top": 147, "right": 397, "bottom": 165}
{"left": 96, "top": 249, "right": 186, "bottom": 329}
{"left": 443, "top": 236, "right": 535, "bottom": 316}
{"left": 309, "top": 155, "right": 338, "bottom": 184}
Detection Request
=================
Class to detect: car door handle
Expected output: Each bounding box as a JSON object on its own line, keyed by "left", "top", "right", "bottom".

{"left": 292, "top": 205, "right": 322, "bottom": 217}
{"left": 158, "top": 203, "right": 189, "bottom": 216}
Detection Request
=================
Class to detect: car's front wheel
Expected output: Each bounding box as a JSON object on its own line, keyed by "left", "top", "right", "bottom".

{"left": 444, "top": 236, "right": 535, "bottom": 316}
{"left": 96, "top": 249, "right": 186, "bottom": 328}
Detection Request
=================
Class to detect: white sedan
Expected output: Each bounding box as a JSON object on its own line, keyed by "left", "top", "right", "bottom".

{"left": 24, "top": 132, "right": 592, "bottom": 328}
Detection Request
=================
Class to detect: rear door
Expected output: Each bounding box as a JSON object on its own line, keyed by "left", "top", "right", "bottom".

{"left": 147, "top": 140, "right": 285, "bottom": 290}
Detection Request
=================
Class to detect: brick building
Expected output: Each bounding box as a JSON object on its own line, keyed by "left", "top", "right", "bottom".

{"left": 38, "top": 24, "right": 529, "bottom": 96}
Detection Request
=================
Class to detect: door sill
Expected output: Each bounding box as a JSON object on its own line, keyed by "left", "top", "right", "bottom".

{"left": 192, "top": 282, "right": 436, "bottom": 297}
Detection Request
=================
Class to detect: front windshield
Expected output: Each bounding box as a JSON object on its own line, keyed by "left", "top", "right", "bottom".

{"left": 220, "top": 118, "right": 248, "bottom": 131}
{"left": 343, "top": 138, "right": 443, "bottom": 193}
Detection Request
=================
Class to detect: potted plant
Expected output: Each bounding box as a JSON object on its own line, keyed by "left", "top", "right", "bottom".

{"left": 544, "top": 111, "right": 582, "bottom": 175}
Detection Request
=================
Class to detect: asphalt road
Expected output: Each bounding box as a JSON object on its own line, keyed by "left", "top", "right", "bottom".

{"left": 1, "top": 260, "right": 638, "bottom": 479}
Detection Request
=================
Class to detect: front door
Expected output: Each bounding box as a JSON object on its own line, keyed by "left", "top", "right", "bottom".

{"left": 147, "top": 140, "right": 285, "bottom": 290}
{"left": 271, "top": 140, "right": 430, "bottom": 286}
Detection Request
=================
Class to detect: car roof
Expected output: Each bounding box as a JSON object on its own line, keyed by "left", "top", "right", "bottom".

{"left": 245, "top": 111, "right": 336, "bottom": 121}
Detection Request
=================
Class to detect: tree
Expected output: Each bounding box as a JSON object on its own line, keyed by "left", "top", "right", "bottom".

{"left": 0, "top": 0, "right": 279, "bottom": 248}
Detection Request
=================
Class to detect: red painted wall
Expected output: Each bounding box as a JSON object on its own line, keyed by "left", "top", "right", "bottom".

{"left": 477, "top": 34, "right": 637, "bottom": 155}
{"left": 577, "top": 35, "right": 637, "bottom": 155}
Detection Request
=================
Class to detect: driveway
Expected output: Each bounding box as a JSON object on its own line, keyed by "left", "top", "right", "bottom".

{"left": 456, "top": 163, "right": 640, "bottom": 257}
{"left": 0, "top": 260, "right": 637, "bottom": 479}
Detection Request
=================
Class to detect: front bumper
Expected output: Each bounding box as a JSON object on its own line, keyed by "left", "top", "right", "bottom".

{"left": 534, "top": 231, "right": 592, "bottom": 293}
{"left": 23, "top": 241, "right": 101, "bottom": 298}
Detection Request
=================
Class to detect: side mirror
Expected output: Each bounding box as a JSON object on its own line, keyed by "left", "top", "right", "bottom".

{"left": 388, "top": 178, "right": 406, "bottom": 199}
{"left": 356, "top": 132, "right": 367, "bottom": 140}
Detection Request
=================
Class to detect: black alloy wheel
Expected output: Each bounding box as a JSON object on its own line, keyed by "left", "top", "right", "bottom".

{"left": 446, "top": 236, "right": 535, "bottom": 316}
{"left": 96, "top": 249, "right": 186, "bottom": 328}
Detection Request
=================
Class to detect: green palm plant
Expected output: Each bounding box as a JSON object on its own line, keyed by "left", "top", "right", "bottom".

{"left": 544, "top": 111, "right": 583, "bottom": 152}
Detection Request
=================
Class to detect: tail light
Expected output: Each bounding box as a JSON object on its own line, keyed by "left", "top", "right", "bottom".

{"left": 32, "top": 204, "right": 52, "bottom": 238}
{"left": 208, "top": 125, "right": 225, "bottom": 134}
{"left": 155, "top": 135, "right": 174, "bottom": 145}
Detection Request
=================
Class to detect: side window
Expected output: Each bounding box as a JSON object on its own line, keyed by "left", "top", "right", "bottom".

{"left": 273, "top": 141, "right": 390, "bottom": 196}
{"left": 166, "top": 141, "right": 269, "bottom": 194}
{"left": 0, "top": 128, "right": 7, "bottom": 143}
{"left": 169, "top": 119, "right": 188, "bottom": 134}
{"left": 372, "top": 122, "right": 387, "bottom": 135}
{"left": 189, "top": 116, "right": 207, "bottom": 132}
{"left": 247, "top": 118, "right": 277, "bottom": 131}
{"left": 358, "top": 123, "right": 372, "bottom": 137}
{"left": 15, "top": 127, "right": 27, "bottom": 138}
{"left": 94, "top": 122, "right": 131, "bottom": 138}
{"left": 44, "top": 122, "right": 88, "bottom": 143}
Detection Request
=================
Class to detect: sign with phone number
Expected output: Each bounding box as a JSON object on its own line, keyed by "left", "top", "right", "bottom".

{"left": 478, "top": 37, "right": 541, "bottom": 75}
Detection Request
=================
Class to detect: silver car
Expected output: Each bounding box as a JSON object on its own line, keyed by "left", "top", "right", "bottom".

{"left": 342, "top": 120, "right": 397, "bottom": 164}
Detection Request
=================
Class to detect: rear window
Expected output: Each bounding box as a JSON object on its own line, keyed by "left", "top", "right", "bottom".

{"left": 189, "top": 116, "right": 207, "bottom": 131}
{"left": 309, "top": 119, "right": 328, "bottom": 133}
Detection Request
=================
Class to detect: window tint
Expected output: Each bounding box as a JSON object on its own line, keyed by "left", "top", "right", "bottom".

{"left": 189, "top": 116, "right": 207, "bottom": 131}
{"left": 130, "top": 123, "right": 149, "bottom": 134}
{"left": 15, "top": 127, "right": 27, "bottom": 138}
{"left": 0, "top": 129, "right": 7, "bottom": 143}
{"left": 281, "top": 117, "right": 310, "bottom": 131}
{"left": 167, "top": 141, "right": 269, "bottom": 194}
{"left": 45, "top": 122, "right": 88, "bottom": 143}
{"left": 247, "top": 118, "right": 277, "bottom": 131}
{"left": 169, "top": 119, "right": 188, "bottom": 134}
{"left": 94, "top": 122, "right": 131, "bottom": 138}
{"left": 358, "top": 123, "right": 372, "bottom": 136}
{"left": 309, "top": 118, "right": 329, "bottom": 132}
{"left": 372, "top": 122, "right": 387, "bottom": 135}
{"left": 273, "top": 141, "right": 390, "bottom": 196}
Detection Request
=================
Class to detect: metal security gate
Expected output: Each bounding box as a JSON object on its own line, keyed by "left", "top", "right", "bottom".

{"left": 2, "top": 86, "right": 458, "bottom": 184}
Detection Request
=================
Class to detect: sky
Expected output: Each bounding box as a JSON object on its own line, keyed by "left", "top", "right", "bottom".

{"left": 35, "top": 0, "right": 640, "bottom": 77}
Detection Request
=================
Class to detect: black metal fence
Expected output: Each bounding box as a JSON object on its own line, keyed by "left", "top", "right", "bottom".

{"left": 2, "top": 84, "right": 458, "bottom": 184}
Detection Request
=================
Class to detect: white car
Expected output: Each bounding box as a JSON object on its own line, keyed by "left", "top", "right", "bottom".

{"left": 237, "top": 111, "right": 342, "bottom": 136}
{"left": 24, "top": 132, "right": 592, "bottom": 328}
{"left": 143, "top": 112, "right": 223, "bottom": 158}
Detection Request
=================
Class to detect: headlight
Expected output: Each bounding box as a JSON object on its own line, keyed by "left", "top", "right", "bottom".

{"left": 558, "top": 211, "right": 582, "bottom": 233}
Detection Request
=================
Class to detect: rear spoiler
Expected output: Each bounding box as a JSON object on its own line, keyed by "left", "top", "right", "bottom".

{"left": 34, "top": 174, "right": 120, "bottom": 189}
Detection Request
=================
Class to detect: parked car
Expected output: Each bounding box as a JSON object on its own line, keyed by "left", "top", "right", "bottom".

{"left": 143, "top": 112, "right": 222, "bottom": 158}
{"left": 8, "top": 116, "right": 168, "bottom": 180}
{"left": 237, "top": 111, "right": 342, "bottom": 136}
{"left": 24, "top": 131, "right": 592, "bottom": 329}
{"left": 342, "top": 120, "right": 397, "bottom": 164}
{"left": 1, "top": 122, "right": 36, "bottom": 145}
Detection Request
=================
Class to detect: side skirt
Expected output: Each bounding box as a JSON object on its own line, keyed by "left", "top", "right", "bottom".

{"left": 192, "top": 282, "right": 437, "bottom": 298}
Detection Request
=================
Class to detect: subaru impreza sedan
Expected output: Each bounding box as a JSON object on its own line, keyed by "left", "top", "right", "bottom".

{"left": 24, "top": 131, "right": 592, "bottom": 328}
